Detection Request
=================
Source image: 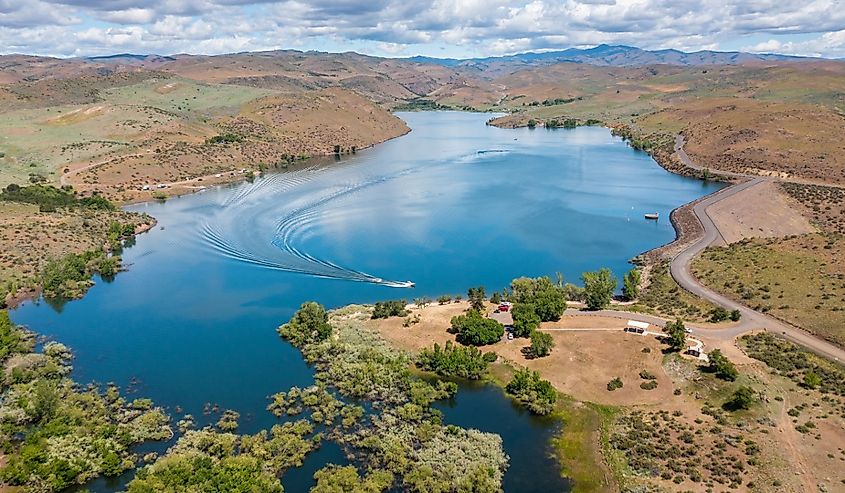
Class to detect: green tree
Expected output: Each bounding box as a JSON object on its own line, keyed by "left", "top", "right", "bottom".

{"left": 581, "top": 268, "right": 617, "bottom": 310}
{"left": 490, "top": 292, "right": 501, "bottom": 305}
{"left": 467, "top": 286, "right": 486, "bottom": 311}
{"left": 529, "top": 331, "right": 554, "bottom": 357}
{"left": 532, "top": 288, "right": 566, "bottom": 321}
{"left": 706, "top": 349, "right": 738, "bottom": 381}
{"left": 279, "top": 302, "right": 332, "bottom": 346}
{"left": 622, "top": 269, "right": 641, "bottom": 301}
{"left": 511, "top": 303, "right": 540, "bottom": 338}
{"left": 450, "top": 310, "right": 503, "bottom": 346}
{"left": 724, "top": 386, "right": 755, "bottom": 411}
{"left": 664, "top": 318, "right": 687, "bottom": 352}
{"left": 803, "top": 371, "right": 821, "bottom": 389}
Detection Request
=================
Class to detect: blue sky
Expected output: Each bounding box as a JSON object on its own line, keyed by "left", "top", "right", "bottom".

{"left": 1, "top": 1, "right": 844, "bottom": 58}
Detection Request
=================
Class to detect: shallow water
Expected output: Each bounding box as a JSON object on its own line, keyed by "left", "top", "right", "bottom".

{"left": 11, "top": 111, "right": 722, "bottom": 491}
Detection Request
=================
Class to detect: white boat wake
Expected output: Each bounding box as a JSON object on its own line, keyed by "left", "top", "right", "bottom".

{"left": 197, "top": 147, "right": 511, "bottom": 286}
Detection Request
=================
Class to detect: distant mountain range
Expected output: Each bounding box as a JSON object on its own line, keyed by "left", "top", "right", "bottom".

{"left": 85, "top": 53, "right": 176, "bottom": 64}
{"left": 407, "top": 44, "right": 811, "bottom": 67}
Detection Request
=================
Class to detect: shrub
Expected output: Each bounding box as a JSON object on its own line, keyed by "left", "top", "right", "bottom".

{"left": 451, "top": 310, "right": 503, "bottom": 346}
{"left": 505, "top": 369, "right": 557, "bottom": 415}
{"left": 372, "top": 300, "right": 407, "bottom": 319}
{"left": 724, "top": 386, "right": 755, "bottom": 411}
{"left": 205, "top": 133, "right": 243, "bottom": 144}
{"left": 416, "top": 341, "right": 490, "bottom": 379}
{"left": 640, "top": 381, "right": 658, "bottom": 390}
{"left": 708, "top": 306, "right": 731, "bottom": 322}
{"left": 607, "top": 377, "right": 623, "bottom": 391}
{"left": 1, "top": 184, "right": 115, "bottom": 211}
{"left": 740, "top": 333, "right": 845, "bottom": 396}
{"left": 639, "top": 370, "right": 657, "bottom": 380}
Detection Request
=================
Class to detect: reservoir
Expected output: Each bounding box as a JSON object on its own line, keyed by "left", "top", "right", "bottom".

{"left": 11, "top": 111, "right": 723, "bottom": 491}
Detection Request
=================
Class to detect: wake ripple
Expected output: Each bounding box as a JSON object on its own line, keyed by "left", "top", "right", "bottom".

{"left": 197, "top": 147, "right": 508, "bottom": 286}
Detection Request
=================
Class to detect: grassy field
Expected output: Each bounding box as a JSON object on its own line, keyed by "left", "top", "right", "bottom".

{"left": 692, "top": 234, "right": 845, "bottom": 347}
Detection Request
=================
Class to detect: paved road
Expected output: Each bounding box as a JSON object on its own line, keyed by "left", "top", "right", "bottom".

{"left": 554, "top": 137, "right": 845, "bottom": 364}
{"left": 667, "top": 140, "right": 845, "bottom": 364}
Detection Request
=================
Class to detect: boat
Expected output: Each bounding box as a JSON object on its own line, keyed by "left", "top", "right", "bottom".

{"left": 644, "top": 213, "right": 659, "bottom": 220}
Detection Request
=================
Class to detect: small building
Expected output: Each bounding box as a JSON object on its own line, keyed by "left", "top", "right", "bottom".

{"left": 624, "top": 320, "right": 649, "bottom": 335}
{"left": 686, "top": 347, "right": 701, "bottom": 358}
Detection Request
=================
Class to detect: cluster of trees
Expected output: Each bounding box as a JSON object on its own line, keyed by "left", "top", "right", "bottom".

{"left": 450, "top": 309, "right": 504, "bottom": 346}
{"left": 506, "top": 277, "right": 560, "bottom": 357}
{"left": 416, "top": 341, "right": 497, "bottom": 380}
{"left": 274, "top": 301, "right": 509, "bottom": 492}
{"left": 1, "top": 183, "right": 115, "bottom": 212}
{"left": 0, "top": 310, "right": 172, "bottom": 491}
{"left": 41, "top": 250, "right": 121, "bottom": 299}
{"left": 509, "top": 277, "right": 566, "bottom": 322}
{"left": 278, "top": 302, "right": 333, "bottom": 345}
{"left": 544, "top": 118, "right": 578, "bottom": 129}
{"left": 127, "top": 423, "right": 316, "bottom": 492}
{"left": 372, "top": 300, "right": 408, "bottom": 319}
{"left": 505, "top": 368, "right": 557, "bottom": 415}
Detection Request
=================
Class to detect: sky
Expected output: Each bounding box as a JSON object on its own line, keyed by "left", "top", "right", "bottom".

{"left": 1, "top": 0, "right": 844, "bottom": 59}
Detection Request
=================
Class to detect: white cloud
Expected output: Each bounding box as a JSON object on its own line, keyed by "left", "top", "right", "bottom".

{"left": 1, "top": 0, "right": 845, "bottom": 58}
{"left": 744, "top": 29, "right": 845, "bottom": 57}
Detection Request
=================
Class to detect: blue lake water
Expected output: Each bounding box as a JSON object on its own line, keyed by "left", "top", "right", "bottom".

{"left": 11, "top": 111, "right": 722, "bottom": 491}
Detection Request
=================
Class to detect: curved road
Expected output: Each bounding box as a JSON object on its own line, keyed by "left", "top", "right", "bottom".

{"left": 667, "top": 138, "right": 845, "bottom": 364}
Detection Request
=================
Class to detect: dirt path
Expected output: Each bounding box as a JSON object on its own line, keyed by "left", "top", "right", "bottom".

{"left": 772, "top": 381, "right": 815, "bottom": 492}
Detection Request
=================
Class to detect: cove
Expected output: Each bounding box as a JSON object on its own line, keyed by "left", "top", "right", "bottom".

{"left": 11, "top": 111, "right": 723, "bottom": 491}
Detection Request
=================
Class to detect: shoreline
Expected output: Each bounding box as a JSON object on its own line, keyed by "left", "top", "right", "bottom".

{"left": 81, "top": 125, "right": 414, "bottom": 207}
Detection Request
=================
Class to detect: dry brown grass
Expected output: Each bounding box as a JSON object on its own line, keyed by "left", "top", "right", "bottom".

{"left": 706, "top": 179, "right": 815, "bottom": 244}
